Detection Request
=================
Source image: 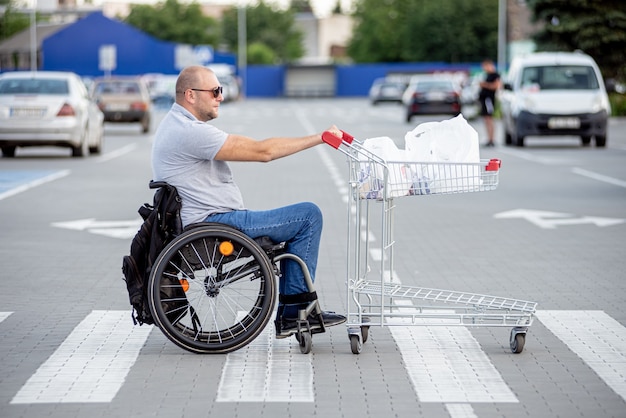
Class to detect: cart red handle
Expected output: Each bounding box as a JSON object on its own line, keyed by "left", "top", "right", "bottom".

{"left": 322, "top": 130, "right": 354, "bottom": 149}
{"left": 485, "top": 158, "right": 502, "bottom": 171}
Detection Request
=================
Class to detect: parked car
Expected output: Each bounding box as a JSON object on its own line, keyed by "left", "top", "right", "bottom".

{"left": 91, "top": 77, "right": 152, "bottom": 133}
{"left": 499, "top": 51, "right": 610, "bottom": 147}
{"left": 368, "top": 78, "right": 406, "bottom": 105}
{"left": 459, "top": 74, "right": 482, "bottom": 120}
{"left": 403, "top": 76, "right": 461, "bottom": 122}
{"left": 146, "top": 74, "right": 177, "bottom": 109}
{"left": 218, "top": 74, "right": 241, "bottom": 102}
{"left": 0, "top": 71, "right": 104, "bottom": 158}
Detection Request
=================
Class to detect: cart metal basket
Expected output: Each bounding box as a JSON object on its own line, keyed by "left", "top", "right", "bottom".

{"left": 322, "top": 131, "right": 537, "bottom": 354}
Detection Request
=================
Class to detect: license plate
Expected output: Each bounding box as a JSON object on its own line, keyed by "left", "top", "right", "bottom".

{"left": 426, "top": 92, "right": 446, "bottom": 101}
{"left": 548, "top": 117, "right": 580, "bottom": 129}
{"left": 106, "top": 103, "right": 129, "bottom": 111}
{"left": 10, "top": 107, "right": 46, "bottom": 118}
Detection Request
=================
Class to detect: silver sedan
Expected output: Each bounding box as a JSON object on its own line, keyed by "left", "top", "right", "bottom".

{"left": 0, "top": 71, "right": 104, "bottom": 157}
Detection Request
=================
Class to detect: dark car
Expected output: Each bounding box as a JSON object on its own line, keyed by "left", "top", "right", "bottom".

{"left": 403, "top": 76, "right": 461, "bottom": 122}
{"left": 91, "top": 77, "right": 152, "bottom": 133}
{"left": 368, "top": 78, "right": 406, "bottom": 105}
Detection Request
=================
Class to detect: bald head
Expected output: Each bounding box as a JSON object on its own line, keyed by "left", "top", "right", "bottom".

{"left": 175, "top": 66, "right": 215, "bottom": 103}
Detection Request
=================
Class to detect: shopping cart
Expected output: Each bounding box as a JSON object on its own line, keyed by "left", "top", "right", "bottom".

{"left": 322, "top": 130, "right": 537, "bottom": 355}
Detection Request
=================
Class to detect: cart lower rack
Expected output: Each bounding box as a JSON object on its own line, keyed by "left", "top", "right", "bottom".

{"left": 322, "top": 130, "right": 537, "bottom": 354}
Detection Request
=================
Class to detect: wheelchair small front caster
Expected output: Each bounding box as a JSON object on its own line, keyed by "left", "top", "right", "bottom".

{"left": 299, "top": 331, "right": 312, "bottom": 354}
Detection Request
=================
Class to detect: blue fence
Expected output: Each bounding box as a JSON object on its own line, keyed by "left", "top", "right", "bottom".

{"left": 246, "top": 62, "right": 481, "bottom": 97}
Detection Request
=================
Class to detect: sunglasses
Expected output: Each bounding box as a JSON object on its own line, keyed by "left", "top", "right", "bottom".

{"left": 190, "top": 86, "right": 223, "bottom": 98}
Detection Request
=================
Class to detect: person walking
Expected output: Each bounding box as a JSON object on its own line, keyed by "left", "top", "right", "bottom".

{"left": 478, "top": 59, "right": 501, "bottom": 147}
{"left": 151, "top": 65, "right": 346, "bottom": 339}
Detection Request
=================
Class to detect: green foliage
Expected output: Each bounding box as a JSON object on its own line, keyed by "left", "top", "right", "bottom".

{"left": 528, "top": 0, "right": 626, "bottom": 81}
{"left": 221, "top": 1, "right": 304, "bottom": 64}
{"left": 290, "top": 0, "right": 314, "bottom": 13}
{"left": 124, "top": 0, "right": 219, "bottom": 46}
{"left": 247, "top": 41, "right": 277, "bottom": 64}
{"left": 609, "top": 92, "right": 626, "bottom": 116}
{"left": 348, "top": 0, "right": 498, "bottom": 63}
{"left": 0, "top": 5, "right": 36, "bottom": 41}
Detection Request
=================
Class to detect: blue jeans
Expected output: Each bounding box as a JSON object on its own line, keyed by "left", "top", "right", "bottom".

{"left": 205, "top": 202, "right": 322, "bottom": 315}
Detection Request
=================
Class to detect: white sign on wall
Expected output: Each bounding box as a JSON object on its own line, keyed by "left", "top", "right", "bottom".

{"left": 175, "top": 45, "right": 214, "bottom": 69}
{"left": 98, "top": 45, "right": 117, "bottom": 72}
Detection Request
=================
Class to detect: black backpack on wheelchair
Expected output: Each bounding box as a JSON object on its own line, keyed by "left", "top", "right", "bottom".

{"left": 122, "top": 181, "right": 184, "bottom": 325}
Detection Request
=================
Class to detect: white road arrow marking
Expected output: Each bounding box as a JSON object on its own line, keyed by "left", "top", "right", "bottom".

{"left": 494, "top": 209, "right": 625, "bottom": 229}
{"left": 51, "top": 218, "right": 142, "bottom": 239}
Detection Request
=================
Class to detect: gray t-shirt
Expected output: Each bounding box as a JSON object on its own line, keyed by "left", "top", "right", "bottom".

{"left": 152, "top": 103, "right": 245, "bottom": 226}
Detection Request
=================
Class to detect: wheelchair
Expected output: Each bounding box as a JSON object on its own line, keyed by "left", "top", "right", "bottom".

{"left": 146, "top": 183, "right": 325, "bottom": 355}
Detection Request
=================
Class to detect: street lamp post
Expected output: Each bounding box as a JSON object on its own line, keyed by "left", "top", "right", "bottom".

{"left": 497, "top": 0, "right": 507, "bottom": 75}
{"left": 30, "top": 1, "right": 37, "bottom": 71}
{"left": 237, "top": 5, "right": 247, "bottom": 98}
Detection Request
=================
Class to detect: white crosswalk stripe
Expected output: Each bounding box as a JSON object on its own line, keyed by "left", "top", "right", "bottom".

{"left": 3, "top": 309, "right": 626, "bottom": 405}
{"left": 536, "top": 310, "right": 626, "bottom": 403}
{"left": 10, "top": 311, "right": 152, "bottom": 404}
{"left": 216, "top": 323, "right": 314, "bottom": 402}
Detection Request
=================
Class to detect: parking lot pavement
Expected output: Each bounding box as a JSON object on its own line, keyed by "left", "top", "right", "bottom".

{"left": 1, "top": 99, "right": 625, "bottom": 418}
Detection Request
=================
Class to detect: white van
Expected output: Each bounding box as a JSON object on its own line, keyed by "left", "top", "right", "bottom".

{"left": 499, "top": 51, "right": 610, "bottom": 147}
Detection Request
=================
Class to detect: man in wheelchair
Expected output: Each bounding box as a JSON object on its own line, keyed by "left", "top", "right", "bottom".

{"left": 152, "top": 65, "right": 346, "bottom": 339}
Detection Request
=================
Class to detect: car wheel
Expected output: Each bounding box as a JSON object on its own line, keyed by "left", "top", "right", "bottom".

{"left": 1, "top": 146, "right": 16, "bottom": 157}
{"left": 141, "top": 115, "right": 150, "bottom": 133}
{"left": 72, "top": 131, "right": 89, "bottom": 157}
{"left": 581, "top": 136, "right": 592, "bottom": 146}
{"left": 504, "top": 128, "right": 512, "bottom": 145}
{"left": 595, "top": 135, "right": 607, "bottom": 147}
{"left": 89, "top": 123, "right": 104, "bottom": 154}
{"left": 513, "top": 121, "right": 525, "bottom": 147}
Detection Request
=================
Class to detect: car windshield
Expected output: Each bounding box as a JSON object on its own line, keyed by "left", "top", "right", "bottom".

{"left": 415, "top": 80, "right": 453, "bottom": 92}
{"left": 0, "top": 78, "right": 69, "bottom": 95}
{"left": 94, "top": 81, "right": 141, "bottom": 94}
{"left": 521, "top": 65, "right": 599, "bottom": 90}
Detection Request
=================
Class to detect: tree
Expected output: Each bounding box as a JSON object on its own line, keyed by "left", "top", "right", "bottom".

{"left": 290, "top": 0, "right": 314, "bottom": 13}
{"left": 221, "top": 1, "right": 304, "bottom": 64}
{"left": 528, "top": 0, "right": 626, "bottom": 81}
{"left": 124, "top": 0, "right": 219, "bottom": 46}
{"left": 347, "top": 0, "right": 499, "bottom": 63}
{"left": 0, "top": 2, "right": 37, "bottom": 41}
{"left": 347, "top": 0, "right": 413, "bottom": 63}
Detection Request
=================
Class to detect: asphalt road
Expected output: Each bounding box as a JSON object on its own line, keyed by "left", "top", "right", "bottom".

{"left": 1, "top": 98, "right": 625, "bottom": 418}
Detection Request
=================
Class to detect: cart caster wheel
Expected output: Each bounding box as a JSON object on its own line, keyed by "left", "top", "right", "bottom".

{"left": 299, "top": 331, "right": 312, "bottom": 354}
{"left": 361, "top": 316, "right": 371, "bottom": 343}
{"left": 350, "top": 334, "right": 362, "bottom": 354}
{"left": 361, "top": 326, "right": 370, "bottom": 343}
{"left": 510, "top": 329, "right": 526, "bottom": 354}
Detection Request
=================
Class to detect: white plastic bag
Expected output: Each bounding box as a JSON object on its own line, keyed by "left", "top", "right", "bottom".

{"left": 359, "top": 136, "right": 411, "bottom": 199}
{"left": 404, "top": 114, "right": 481, "bottom": 194}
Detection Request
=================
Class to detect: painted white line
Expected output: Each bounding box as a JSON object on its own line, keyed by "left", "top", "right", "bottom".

{"left": 388, "top": 320, "right": 518, "bottom": 403}
{"left": 94, "top": 143, "right": 138, "bottom": 163}
{"left": 572, "top": 167, "right": 626, "bottom": 188}
{"left": 0, "top": 170, "right": 70, "bottom": 201}
{"left": 216, "top": 323, "right": 313, "bottom": 402}
{"left": 446, "top": 403, "right": 479, "bottom": 418}
{"left": 11, "top": 310, "right": 152, "bottom": 404}
{"left": 537, "top": 310, "right": 626, "bottom": 402}
{"left": 0, "top": 312, "right": 12, "bottom": 323}
{"left": 52, "top": 218, "right": 143, "bottom": 239}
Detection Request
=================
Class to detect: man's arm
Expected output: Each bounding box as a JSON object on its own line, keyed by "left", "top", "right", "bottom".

{"left": 480, "top": 75, "right": 501, "bottom": 91}
{"left": 215, "top": 126, "right": 341, "bottom": 162}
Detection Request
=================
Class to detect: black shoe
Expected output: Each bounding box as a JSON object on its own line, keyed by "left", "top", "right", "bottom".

{"left": 485, "top": 141, "right": 495, "bottom": 147}
{"left": 275, "top": 311, "right": 346, "bottom": 339}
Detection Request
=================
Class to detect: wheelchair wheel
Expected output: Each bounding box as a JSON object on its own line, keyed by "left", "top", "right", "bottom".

{"left": 148, "top": 223, "right": 277, "bottom": 354}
